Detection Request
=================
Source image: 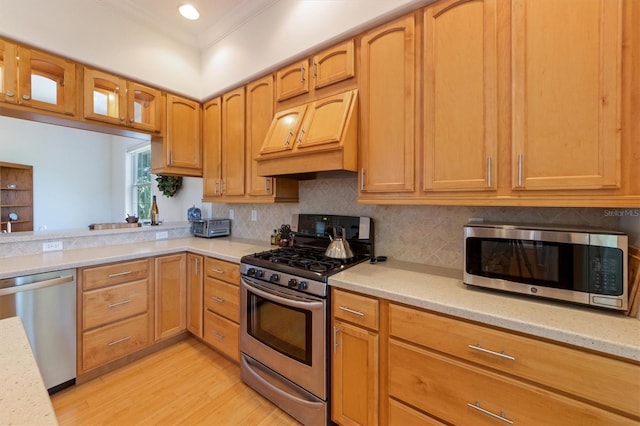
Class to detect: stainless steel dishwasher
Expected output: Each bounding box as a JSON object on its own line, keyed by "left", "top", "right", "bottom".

{"left": 0, "top": 269, "right": 76, "bottom": 393}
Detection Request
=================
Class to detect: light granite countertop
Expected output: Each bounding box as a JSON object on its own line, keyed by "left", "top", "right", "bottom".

{"left": 1, "top": 236, "right": 638, "bottom": 362}
{"left": 0, "top": 317, "right": 58, "bottom": 425}
{"left": 329, "top": 259, "right": 640, "bottom": 362}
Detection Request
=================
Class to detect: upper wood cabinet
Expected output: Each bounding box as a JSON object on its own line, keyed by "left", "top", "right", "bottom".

{"left": 359, "top": 15, "right": 416, "bottom": 194}
{"left": 83, "top": 67, "right": 162, "bottom": 133}
{"left": 0, "top": 41, "right": 77, "bottom": 116}
{"left": 423, "top": 0, "right": 498, "bottom": 192}
{"left": 258, "top": 104, "right": 308, "bottom": 155}
{"left": 512, "top": 0, "right": 622, "bottom": 191}
{"left": 202, "top": 88, "right": 245, "bottom": 199}
{"left": 0, "top": 39, "right": 18, "bottom": 104}
{"left": 151, "top": 94, "right": 202, "bottom": 177}
{"left": 275, "top": 39, "right": 356, "bottom": 103}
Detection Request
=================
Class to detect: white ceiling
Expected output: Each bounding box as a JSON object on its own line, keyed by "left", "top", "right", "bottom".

{"left": 97, "top": 0, "right": 280, "bottom": 50}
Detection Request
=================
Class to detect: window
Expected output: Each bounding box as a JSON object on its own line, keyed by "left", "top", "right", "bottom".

{"left": 129, "top": 145, "right": 152, "bottom": 221}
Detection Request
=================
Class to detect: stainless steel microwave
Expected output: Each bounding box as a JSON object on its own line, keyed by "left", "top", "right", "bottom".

{"left": 463, "top": 223, "right": 628, "bottom": 311}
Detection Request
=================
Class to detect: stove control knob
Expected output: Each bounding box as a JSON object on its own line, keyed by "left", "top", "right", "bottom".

{"left": 255, "top": 270, "right": 264, "bottom": 278}
{"left": 288, "top": 278, "right": 298, "bottom": 288}
{"left": 247, "top": 268, "right": 256, "bottom": 276}
{"left": 299, "top": 281, "right": 308, "bottom": 290}
{"left": 270, "top": 273, "right": 279, "bottom": 282}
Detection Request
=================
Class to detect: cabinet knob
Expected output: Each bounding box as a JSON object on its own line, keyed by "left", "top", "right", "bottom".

{"left": 5, "top": 91, "right": 14, "bottom": 97}
{"left": 22, "top": 94, "right": 31, "bottom": 100}
{"left": 119, "top": 116, "right": 126, "bottom": 122}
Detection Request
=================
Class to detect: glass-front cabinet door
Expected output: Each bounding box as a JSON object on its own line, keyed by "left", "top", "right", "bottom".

{"left": 84, "top": 67, "right": 162, "bottom": 133}
{"left": 17, "top": 47, "right": 77, "bottom": 116}
{"left": 83, "top": 67, "right": 127, "bottom": 125}
{"left": 127, "top": 81, "right": 162, "bottom": 133}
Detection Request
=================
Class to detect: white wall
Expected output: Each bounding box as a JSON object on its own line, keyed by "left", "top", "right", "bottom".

{"left": 0, "top": 0, "right": 201, "bottom": 98}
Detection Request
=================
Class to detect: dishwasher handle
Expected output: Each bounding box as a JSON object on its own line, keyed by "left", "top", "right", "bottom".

{"left": 0, "top": 275, "right": 74, "bottom": 296}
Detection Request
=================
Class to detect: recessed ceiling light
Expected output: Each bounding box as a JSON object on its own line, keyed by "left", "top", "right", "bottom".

{"left": 179, "top": 4, "right": 200, "bottom": 20}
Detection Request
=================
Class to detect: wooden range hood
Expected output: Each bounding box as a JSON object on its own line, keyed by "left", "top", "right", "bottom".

{"left": 256, "top": 90, "right": 358, "bottom": 179}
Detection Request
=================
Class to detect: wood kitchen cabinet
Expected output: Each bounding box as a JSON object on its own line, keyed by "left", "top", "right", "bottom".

{"left": 154, "top": 253, "right": 187, "bottom": 340}
{"left": 78, "top": 259, "right": 153, "bottom": 375}
{"left": 275, "top": 39, "right": 355, "bottom": 103}
{"left": 331, "top": 289, "right": 379, "bottom": 426}
{"left": 186, "top": 253, "right": 204, "bottom": 338}
{"left": 387, "top": 302, "right": 640, "bottom": 425}
{"left": 0, "top": 40, "right": 78, "bottom": 116}
{"left": 359, "top": 15, "right": 416, "bottom": 195}
{"left": 202, "top": 79, "right": 298, "bottom": 203}
{"left": 511, "top": 0, "right": 622, "bottom": 191}
{"left": 0, "top": 162, "right": 33, "bottom": 232}
{"left": 202, "top": 257, "right": 240, "bottom": 362}
{"left": 422, "top": 0, "right": 498, "bottom": 193}
{"left": 151, "top": 94, "right": 202, "bottom": 177}
{"left": 83, "top": 67, "right": 162, "bottom": 133}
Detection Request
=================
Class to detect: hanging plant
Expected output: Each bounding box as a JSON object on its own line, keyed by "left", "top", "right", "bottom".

{"left": 156, "top": 175, "right": 183, "bottom": 197}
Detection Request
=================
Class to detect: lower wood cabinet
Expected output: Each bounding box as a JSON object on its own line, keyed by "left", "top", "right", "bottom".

{"left": 331, "top": 288, "right": 379, "bottom": 426}
{"left": 330, "top": 289, "right": 640, "bottom": 426}
{"left": 78, "top": 258, "right": 153, "bottom": 375}
{"left": 202, "top": 257, "right": 240, "bottom": 362}
{"left": 186, "top": 253, "right": 204, "bottom": 338}
{"left": 154, "top": 253, "right": 187, "bottom": 340}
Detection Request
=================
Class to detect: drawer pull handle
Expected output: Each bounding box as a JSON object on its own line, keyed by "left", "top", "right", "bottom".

{"left": 211, "top": 268, "right": 225, "bottom": 274}
{"left": 212, "top": 296, "right": 224, "bottom": 303}
{"left": 468, "top": 344, "right": 515, "bottom": 361}
{"left": 338, "top": 306, "right": 364, "bottom": 317}
{"left": 212, "top": 331, "right": 225, "bottom": 340}
{"left": 108, "top": 299, "right": 131, "bottom": 308}
{"left": 467, "top": 402, "right": 513, "bottom": 425}
{"left": 107, "top": 336, "right": 131, "bottom": 346}
{"left": 108, "top": 271, "right": 132, "bottom": 278}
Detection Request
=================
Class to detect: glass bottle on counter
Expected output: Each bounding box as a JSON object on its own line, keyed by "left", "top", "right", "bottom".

{"left": 151, "top": 195, "right": 159, "bottom": 226}
{"left": 270, "top": 229, "right": 280, "bottom": 245}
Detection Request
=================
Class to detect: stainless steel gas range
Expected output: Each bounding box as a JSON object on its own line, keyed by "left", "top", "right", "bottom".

{"left": 239, "top": 214, "right": 373, "bottom": 426}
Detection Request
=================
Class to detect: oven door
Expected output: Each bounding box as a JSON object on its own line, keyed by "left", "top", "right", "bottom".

{"left": 240, "top": 275, "right": 326, "bottom": 400}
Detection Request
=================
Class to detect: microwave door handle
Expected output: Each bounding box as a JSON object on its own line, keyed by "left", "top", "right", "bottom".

{"left": 242, "top": 278, "right": 324, "bottom": 310}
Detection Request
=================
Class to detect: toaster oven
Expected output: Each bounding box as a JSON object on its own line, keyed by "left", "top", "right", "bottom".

{"left": 190, "top": 219, "right": 231, "bottom": 238}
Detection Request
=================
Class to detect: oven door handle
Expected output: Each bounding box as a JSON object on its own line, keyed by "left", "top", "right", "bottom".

{"left": 242, "top": 278, "right": 324, "bottom": 310}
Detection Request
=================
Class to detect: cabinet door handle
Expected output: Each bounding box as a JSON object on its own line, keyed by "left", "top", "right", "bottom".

{"left": 468, "top": 344, "right": 515, "bottom": 361}
{"left": 517, "top": 154, "right": 523, "bottom": 187}
{"left": 211, "top": 268, "right": 225, "bottom": 275}
{"left": 312, "top": 61, "right": 318, "bottom": 80}
{"left": 487, "top": 157, "right": 492, "bottom": 188}
{"left": 360, "top": 168, "right": 365, "bottom": 191}
{"left": 108, "top": 299, "right": 131, "bottom": 308}
{"left": 333, "top": 326, "right": 340, "bottom": 353}
{"left": 338, "top": 306, "right": 364, "bottom": 317}
{"left": 22, "top": 94, "right": 31, "bottom": 100}
{"left": 296, "top": 128, "right": 305, "bottom": 144}
{"left": 214, "top": 180, "right": 220, "bottom": 195}
{"left": 211, "top": 331, "right": 225, "bottom": 340}
{"left": 194, "top": 258, "right": 199, "bottom": 275}
{"left": 6, "top": 91, "right": 14, "bottom": 97}
{"left": 300, "top": 65, "right": 305, "bottom": 82}
{"left": 107, "top": 336, "right": 131, "bottom": 346}
{"left": 467, "top": 402, "right": 513, "bottom": 425}
{"left": 284, "top": 130, "right": 293, "bottom": 146}
{"left": 211, "top": 296, "right": 224, "bottom": 303}
{"left": 108, "top": 271, "right": 132, "bottom": 278}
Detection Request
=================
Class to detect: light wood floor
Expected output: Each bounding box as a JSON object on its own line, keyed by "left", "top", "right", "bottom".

{"left": 51, "top": 338, "right": 301, "bottom": 425}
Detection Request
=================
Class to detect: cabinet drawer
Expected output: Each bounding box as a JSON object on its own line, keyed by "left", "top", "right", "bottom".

{"left": 389, "top": 339, "right": 636, "bottom": 426}
{"left": 389, "top": 398, "right": 447, "bottom": 426}
{"left": 333, "top": 289, "right": 379, "bottom": 330}
{"left": 82, "top": 313, "right": 150, "bottom": 372}
{"left": 204, "top": 277, "right": 239, "bottom": 322}
{"left": 389, "top": 303, "right": 640, "bottom": 418}
{"left": 83, "top": 279, "right": 148, "bottom": 330}
{"left": 204, "top": 310, "right": 239, "bottom": 362}
{"left": 82, "top": 259, "right": 150, "bottom": 290}
{"left": 204, "top": 257, "right": 239, "bottom": 285}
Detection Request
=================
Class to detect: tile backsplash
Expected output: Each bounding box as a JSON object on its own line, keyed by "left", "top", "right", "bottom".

{"left": 207, "top": 176, "right": 639, "bottom": 270}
